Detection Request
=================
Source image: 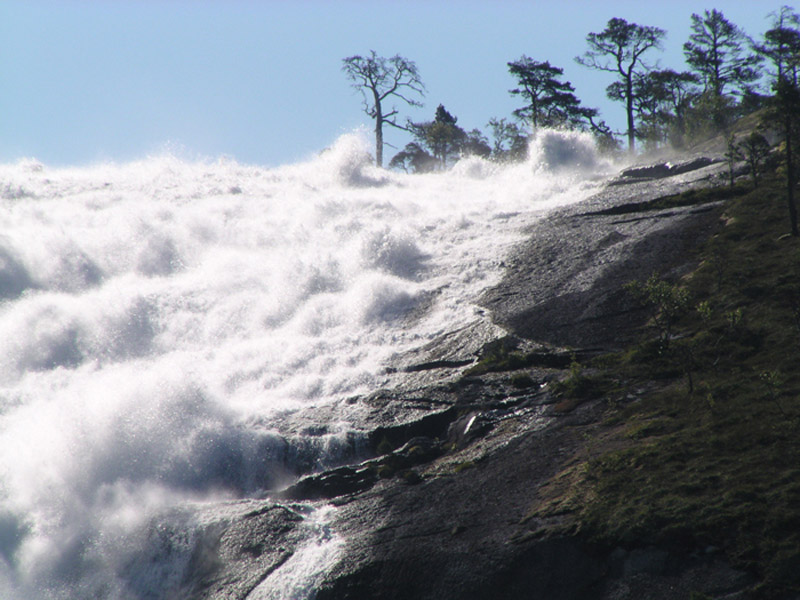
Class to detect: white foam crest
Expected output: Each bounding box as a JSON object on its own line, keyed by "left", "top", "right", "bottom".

{"left": 348, "top": 272, "right": 422, "bottom": 325}
{"left": 527, "top": 128, "right": 610, "bottom": 173}
{"left": 0, "top": 286, "right": 158, "bottom": 378}
{"left": 450, "top": 154, "right": 501, "bottom": 179}
{"left": 360, "top": 226, "right": 427, "bottom": 279}
{"left": 0, "top": 131, "right": 614, "bottom": 596}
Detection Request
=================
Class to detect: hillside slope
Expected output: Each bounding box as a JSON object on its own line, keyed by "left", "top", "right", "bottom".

{"left": 308, "top": 156, "right": 799, "bottom": 599}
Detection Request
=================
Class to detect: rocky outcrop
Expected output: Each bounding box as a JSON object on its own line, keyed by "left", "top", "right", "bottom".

{"left": 313, "top": 386, "right": 754, "bottom": 600}
{"left": 481, "top": 156, "right": 728, "bottom": 350}
{"left": 611, "top": 156, "right": 719, "bottom": 183}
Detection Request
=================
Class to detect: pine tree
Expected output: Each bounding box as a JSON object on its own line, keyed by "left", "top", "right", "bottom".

{"left": 757, "top": 6, "right": 800, "bottom": 236}
{"left": 408, "top": 105, "right": 467, "bottom": 169}
{"left": 507, "top": 57, "right": 597, "bottom": 131}
{"left": 576, "top": 17, "right": 666, "bottom": 152}
{"left": 683, "top": 9, "right": 762, "bottom": 129}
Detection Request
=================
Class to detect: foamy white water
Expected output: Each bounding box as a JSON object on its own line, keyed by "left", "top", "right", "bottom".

{"left": 0, "top": 131, "right": 612, "bottom": 598}
{"left": 250, "top": 505, "right": 343, "bottom": 600}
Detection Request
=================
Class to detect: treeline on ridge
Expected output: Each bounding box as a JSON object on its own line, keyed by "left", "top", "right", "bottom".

{"left": 341, "top": 6, "right": 800, "bottom": 178}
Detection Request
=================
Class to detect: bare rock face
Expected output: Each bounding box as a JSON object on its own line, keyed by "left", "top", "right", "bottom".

{"left": 481, "top": 156, "right": 727, "bottom": 350}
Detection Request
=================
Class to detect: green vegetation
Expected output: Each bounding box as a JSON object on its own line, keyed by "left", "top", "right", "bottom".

{"left": 509, "top": 373, "right": 536, "bottom": 389}
{"left": 391, "top": 104, "right": 491, "bottom": 172}
{"left": 550, "top": 360, "right": 610, "bottom": 410}
{"left": 463, "top": 338, "right": 576, "bottom": 376}
{"left": 453, "top": 460, "right": 476, "bottom": 474}
{"left": 527, "top": 171, "right": 800, "bottom": 597}
{"left": 506, "top": 56, "right": 608, "bottom": 139}
{"left": 683, "top": 9, "right": 763, "bottom": 132}
{"left": 586, "top": 182, "right": 751, "bottom": 216}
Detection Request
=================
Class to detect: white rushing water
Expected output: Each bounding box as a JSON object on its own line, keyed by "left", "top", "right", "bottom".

{"left": 0, "top": 130, "right": 613, "bottom": 598}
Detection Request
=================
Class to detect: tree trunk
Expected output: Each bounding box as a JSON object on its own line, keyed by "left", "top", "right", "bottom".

{"left": 375, "top": 120, "right": 383, "bottom": 168}
{"left": 785, "top": 116, "right": 798, "bottom": 236}
{"left": 626, "top": 76, "right": 635, "bottom": 152}
{"left": 373, "top": 88, "right": 384, "bottom": 168}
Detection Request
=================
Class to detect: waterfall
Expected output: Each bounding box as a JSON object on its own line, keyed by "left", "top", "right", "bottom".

{"left": 0, "top": 130, "right": 612, "bottom": 598}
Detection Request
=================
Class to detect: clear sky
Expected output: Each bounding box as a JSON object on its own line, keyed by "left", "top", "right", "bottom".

{"left": 0, "top": 1, "right": 782, "bottom": 167}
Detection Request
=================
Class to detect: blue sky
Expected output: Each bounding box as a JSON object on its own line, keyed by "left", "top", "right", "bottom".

{"left": 0, "top": 1, "right": 781, "bottom": 167}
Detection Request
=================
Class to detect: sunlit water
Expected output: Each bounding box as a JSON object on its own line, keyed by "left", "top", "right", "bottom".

{"left": 0, "top": 131, "right": 613, "bottom": 598}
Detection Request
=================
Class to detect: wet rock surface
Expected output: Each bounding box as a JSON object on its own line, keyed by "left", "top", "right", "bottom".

{"left": 189, "top": 155, "right": 757, "bottom": 599}
{"left": 481, "top": 156, "right": 728, "bottom": 350}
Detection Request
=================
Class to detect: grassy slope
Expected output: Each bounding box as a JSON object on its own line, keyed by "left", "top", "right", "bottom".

{"left": 525, "top": 172, "right": 800, "bottom": 597}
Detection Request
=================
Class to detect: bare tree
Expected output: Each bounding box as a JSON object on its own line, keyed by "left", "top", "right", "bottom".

{"left": 576, "top": 17, "right": 665, "bottom": 152}
{"left": 342, "top": 51, "right": 425, "bottom": 167}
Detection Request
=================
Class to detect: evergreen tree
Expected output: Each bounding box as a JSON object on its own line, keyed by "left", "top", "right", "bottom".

{"left": 408, "top": 105, "right": 467, "bottom": 169}
{"left": 427, "top": 105, "right": 466, "bottom": 167}
{"left": 770, "top": 78, "right": 800, "bottom": 236}
{"left": 487, "top": 117, "right": 528, "bottom": 162}
{"left": 462, "top": 128, "right": 492, "bottom": 159}
{"left": 683, "top": 9, "right": 763, "bottom": 129}
{"left": 737, "top": 131, "right": 771, "bottom": 188}
{"left": 724, "top": 134, "right": 743, "bottom": 187}
{"left": 758, "top": 8, "right": 800, "bottom": 236}
{"left": 392, "top": 107, "right": 492, "bottom": 172}
{"left": 388, "top": 142, "right": 437, "bottom": 173}
{"left": 756, "top": 6, "right": 800, "bottom": 85}
{"left": 507, "top": 57, "right": 598, "bottom": 130}
{"left": 576, "top": 17, "right": 666, "bottom": 152}
{"left": 610, "top": 69, "right": 699, "bottom": 148}
{"left": 648, "top": 69, "right": 700, "bottom": 147}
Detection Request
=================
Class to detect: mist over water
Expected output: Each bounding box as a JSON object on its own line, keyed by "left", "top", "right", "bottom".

{"left": 0, "top": 131, "right": 613, "bottom": 598}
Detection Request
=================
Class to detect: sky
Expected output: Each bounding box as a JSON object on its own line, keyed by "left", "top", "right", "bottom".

{"left": 0, "top": 0, "right": 784, "bottom": 168}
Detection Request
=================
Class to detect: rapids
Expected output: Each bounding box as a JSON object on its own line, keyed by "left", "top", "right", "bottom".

{"left": 0, "top": 130, "right": 613, "bottom": 598}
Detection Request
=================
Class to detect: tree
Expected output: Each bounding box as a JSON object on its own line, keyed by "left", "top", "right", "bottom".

{"left": 342, "top": 51, "right": 425, "bottom": 167}
{"left": 507, "top": 57, "right": 599, "bottom": 131}
{"left": 755, "top": 6, "right": 800, "bottom": 85}
{"left": 724, "top": 134, "right": 743, "bottom": 187}
{"left": 408, "top": 104, "right": 467, "bottom": 169}
{"left": 426, "top": 105, "right": 465, "bottom": 167}
{"left": 610, "top": 69, "right": 699, "bottom": 149}
{"left": 648, "top": 69, "right": 700, "bottom": 147}
{"left": 576, "top": 17, "right": 666, "bottom": 152}
{"left": 393, "top": 107, "right": 491, "bottom": 172}
{"left": 683, "top": 9, "right": 763, "bottom": 129}
{"left": 737, "top": 131, "right": 771, "bottom": 188}
{"left": 758, "top": 8, "right": 800, "bottom": 236}
{"left": 388, "top": 142, "right": 437, "bottom": 173}
{"left": 487, "top": 117, "right": 528, "bottom": 162}
{"left": 770, "top": 78, "right": 800, "bottom": 236}
{"left": 462, "top": 128, "right": 492, "bottom": 159}
{"left": 608, "top": 75, "right": 661, "bottom": 148}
